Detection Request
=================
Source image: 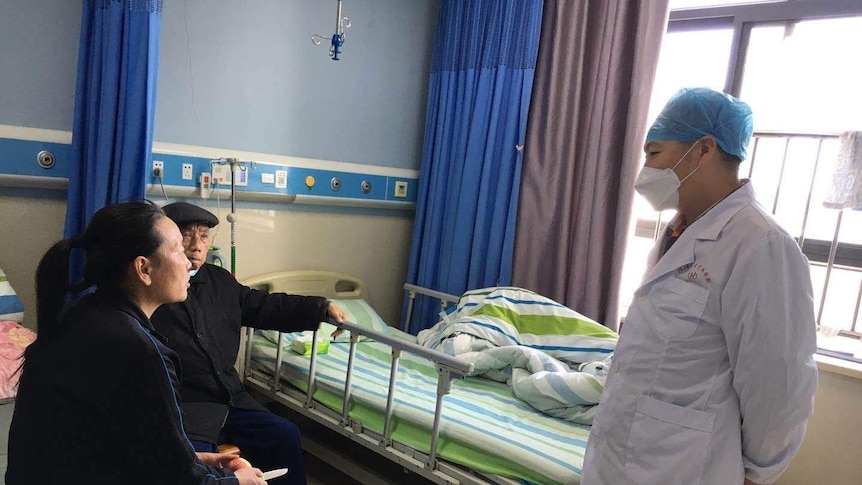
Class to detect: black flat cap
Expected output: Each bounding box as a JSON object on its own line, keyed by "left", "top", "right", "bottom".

{"left": 162, "top": 202, "right": 219, "bottom": 228}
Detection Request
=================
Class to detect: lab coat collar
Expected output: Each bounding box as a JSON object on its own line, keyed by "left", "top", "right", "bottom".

{"left": 641, "top": 180, "right": 755, "bottom": 287}
{"left": 687, "top": 180, "right": 755, "bottom": 242}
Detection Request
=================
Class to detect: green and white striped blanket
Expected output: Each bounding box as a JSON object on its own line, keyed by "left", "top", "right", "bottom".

{"left": 417, "top": 287, "right": 618, "bottom": 424}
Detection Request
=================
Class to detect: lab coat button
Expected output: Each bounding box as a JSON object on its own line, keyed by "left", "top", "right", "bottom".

{"left": 590, "top": 436, "right": 598, "bottom": 447}
{"left": 610, "top": 362, "right": 619, "bottom": 373}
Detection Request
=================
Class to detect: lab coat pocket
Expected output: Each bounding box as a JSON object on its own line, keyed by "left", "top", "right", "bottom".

{"left": 651, "top": 277, "right": 710, "bottom": 338}
{"left": 624, "top": 395, "right": 715, "bottom": 485}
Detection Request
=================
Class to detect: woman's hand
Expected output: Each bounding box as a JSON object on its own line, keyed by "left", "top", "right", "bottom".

{"left": 197, "top": 453, "right": 265, "bottom": 483}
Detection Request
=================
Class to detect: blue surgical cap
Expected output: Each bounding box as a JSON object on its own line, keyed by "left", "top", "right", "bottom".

{"left": 646, "top": 87, "right": 754, "bottom": 160}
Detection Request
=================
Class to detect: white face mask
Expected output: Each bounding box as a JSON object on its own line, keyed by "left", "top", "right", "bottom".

{"left": 634, "top": 142, "right": 700, "bottom": 211}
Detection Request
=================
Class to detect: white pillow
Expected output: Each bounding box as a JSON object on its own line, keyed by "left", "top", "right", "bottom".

{"left": 0, "top": 268, "right": 24, "bottom": 323}
{"left": 259, "top": 298, "right": 390, "bottom": 345}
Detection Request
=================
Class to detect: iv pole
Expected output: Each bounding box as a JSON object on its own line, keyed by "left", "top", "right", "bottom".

{"left": 227, "top": 158, "right": 238, "bottom": 277}
{"left": 212, "top": 157, "right": 253, "bottom": 277}
{"left": 312, "top": 0, "right": 350, "bottom": 60}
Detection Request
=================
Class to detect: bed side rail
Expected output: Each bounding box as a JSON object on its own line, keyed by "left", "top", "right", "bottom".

{"left": 244, "top": 318, "right": 473, "bottom": 473}
{"left": 402, "top": 283, "right": 460, "bottom": 333}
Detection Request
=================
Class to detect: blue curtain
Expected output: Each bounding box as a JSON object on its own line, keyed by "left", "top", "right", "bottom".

{"left": 403, "top": 0, "right": 544, "bottom": 334}
{"left": 64, "top": 0, "right": 163, "bottom": 244}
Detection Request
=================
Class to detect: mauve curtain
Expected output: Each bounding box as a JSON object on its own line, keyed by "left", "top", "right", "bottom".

{"left": 511, "top": 0, "right": 669, "bottom": 331}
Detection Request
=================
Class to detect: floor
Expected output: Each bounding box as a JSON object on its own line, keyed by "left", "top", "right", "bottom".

{"left": 305, "top": 451, "right": 364, "bottom": 485}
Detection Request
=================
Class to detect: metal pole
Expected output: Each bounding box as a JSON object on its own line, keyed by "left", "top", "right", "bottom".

{"left": 306, "top": 330, "right": 319, "bottom": 409}
{"left": 428, "top": 368, "right": 454, "bottom": 471}
{"left": 852, "top": 280, "right": 862, "bottom": 333}
{"left": 341, "top": 333, "right": 359, "bottom": 427}
{"left": 403, "top": 291, "right": 416, "bottom": 333}
{"left": 274, "top": 332, "right": 284, "bottom": 393}
{"left": 797, "top": 139, "right": 824, "bottom": 249}
{"left": 771, "top": 138, "right": 791, "bottom": 215}
{"left": 335, "top": 0, "right": 343, "bottom": 35}
{"left": 226, "top": 158, "right": 238, "bottom": 277}
{"left": 653, "top": 212, "right": 663, "bottom": 241}
{"left": 817, "top": 210, "right": 843, "bottom": 324}
{"left": 244, "top": 326, "right": 254, "bottom": 378}
{"left": 747, "top": 137, "right": 760, "bottom": 180}
{"left": 382, "top": 348, "right": 402, "bottom": 447}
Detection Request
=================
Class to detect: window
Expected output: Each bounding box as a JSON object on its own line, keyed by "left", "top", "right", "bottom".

{"left": 669, "top": 0, "right": 780, "bottom": 11}
{"left": 741, "top": 17, "right": 862, "bottom": 133}
{"left": 619, "top": 1, "right": 862, "bottom": 361}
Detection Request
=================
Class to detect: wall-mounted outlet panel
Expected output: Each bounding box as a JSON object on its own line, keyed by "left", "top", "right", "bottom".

{"left": 275, "top": 170, "right": 287, "bottom": 189}
{"left": 394, "top": 180, "right": 408, "bottom": 198}
{"left": 212, "top": 163, "right": 231, "bottom": 185}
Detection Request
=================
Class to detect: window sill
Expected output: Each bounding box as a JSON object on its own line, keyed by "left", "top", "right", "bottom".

{"left": 814, "top": 331, "right": 862, "bottom": 379}
{"left": 815, "top": 353, "right": 862, "bottom": 380}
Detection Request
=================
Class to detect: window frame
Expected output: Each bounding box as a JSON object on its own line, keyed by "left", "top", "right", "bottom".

{"left": 669, "top": 0, "right": 862, "bottom": 96}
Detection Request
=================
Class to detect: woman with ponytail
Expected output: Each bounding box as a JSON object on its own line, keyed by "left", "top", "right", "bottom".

{"left": 6, "top": 201, "right": 266, "bottom": 485}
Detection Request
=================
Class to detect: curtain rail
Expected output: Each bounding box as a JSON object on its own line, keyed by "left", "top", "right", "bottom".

{"left": 146, "top": 184, "right": 416, "bottom": 210}
{"left": 0, "top": 174, "right": 67, "bottom": 190}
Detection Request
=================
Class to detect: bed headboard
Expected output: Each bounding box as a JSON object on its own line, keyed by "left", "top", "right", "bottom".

{"left": 235, "top": 271, "right": 368, "bottom": 379}
{"left": 241, "top": 270, "right": 369, "bottom": 301}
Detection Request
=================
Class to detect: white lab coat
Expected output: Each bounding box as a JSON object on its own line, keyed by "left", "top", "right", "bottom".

{"left": 581, "top": 182, "right": 818, "bottom": 485}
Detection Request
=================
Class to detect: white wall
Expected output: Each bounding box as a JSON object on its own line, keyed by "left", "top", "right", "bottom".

{"left": 777, "top": 367, "right": 862, "bottom": 484}
{"left": 221, "top": 204, "right": 414, "bottom": 327}
{"left": 156, "top": 0, "right": 437, "bottom": 171}
{"left": 0, "top": 194, "right": 413, "bottom": 330}
{"left": 0, "top": 194, "right": 67, "bottom": 330}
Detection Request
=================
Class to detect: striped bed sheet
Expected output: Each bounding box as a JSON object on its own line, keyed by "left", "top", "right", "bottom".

{"left": 250, "top": 328, "right": 589, "bottom": 485}
{"left": 0, "top": 269, "right": 25, "bottom": 323}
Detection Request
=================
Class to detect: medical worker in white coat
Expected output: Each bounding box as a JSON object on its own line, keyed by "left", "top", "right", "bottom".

{"left": 581, "top": 88, "right": 818, "bottom": 485}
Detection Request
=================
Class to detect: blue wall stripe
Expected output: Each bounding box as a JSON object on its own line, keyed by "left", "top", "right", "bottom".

{"left": 0, "top": 137, "right": 71, "bottom": 178}
{"left": 0, "top": 137, "right": 417, "bottom": 203}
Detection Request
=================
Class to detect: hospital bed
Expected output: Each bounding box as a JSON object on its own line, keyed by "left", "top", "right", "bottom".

{"left": 239, "top": 271, "right": 591, "bottom": 485}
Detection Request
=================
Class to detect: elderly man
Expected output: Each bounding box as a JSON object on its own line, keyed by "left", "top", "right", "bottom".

{"left": 581, "top": 88, "right": 818, "bottom": 485}
{"left": 151, "top": 202, "right": 346, "bottom": 485}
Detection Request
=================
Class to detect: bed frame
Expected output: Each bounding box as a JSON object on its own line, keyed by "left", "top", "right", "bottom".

{"left": 239, "top": 271, "right": 522, "bottom": 485}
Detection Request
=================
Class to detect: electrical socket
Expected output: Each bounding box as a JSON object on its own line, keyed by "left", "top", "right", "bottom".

{"left": 234, "top": 167, "right": 248, "bottom": 187}
{"left": 212, "top": 163, "right": 231, "bottom": 185}
{"left": 394, "top": 180, "right": 408, "bottom": 198}
{"left": 199, "top": 172, "right": 212, "bottom": 199}
{"left": 275, "top": 170, "right": 287, "bottom": 189}
{"left": 152, "top": 160, "right": 164, "bottom": 178}
{"left": 182, "top": 163, "right": 194, "bottom": 180}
